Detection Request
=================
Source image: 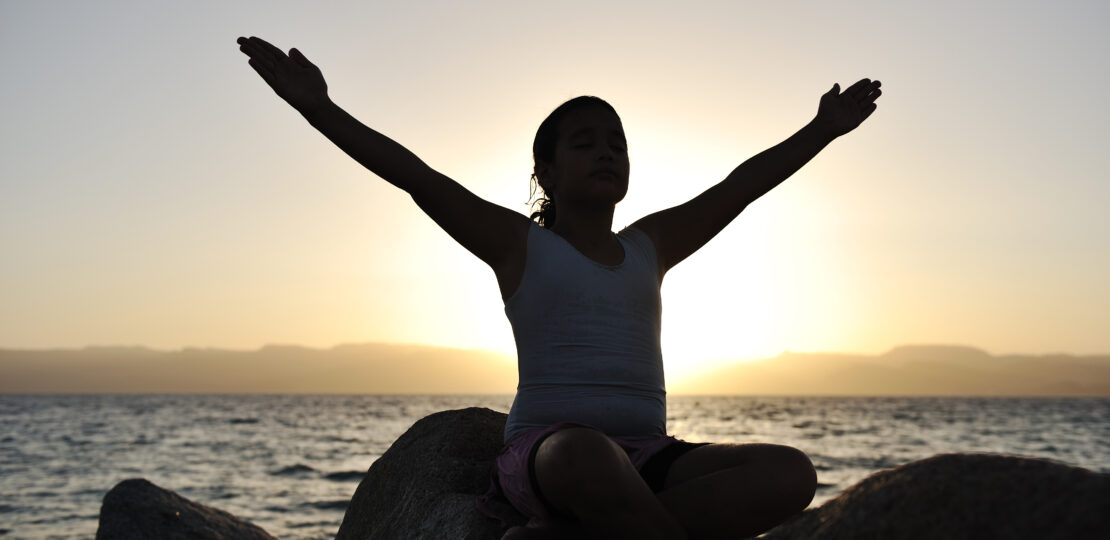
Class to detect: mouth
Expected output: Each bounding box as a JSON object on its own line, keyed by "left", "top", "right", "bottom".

{"left": 591, "top": 169, "right": 619, "bottom": 180}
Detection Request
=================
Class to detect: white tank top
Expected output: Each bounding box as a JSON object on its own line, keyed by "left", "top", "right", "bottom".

{"left": 502, "top": 221, "right": 666, "bottom": 442}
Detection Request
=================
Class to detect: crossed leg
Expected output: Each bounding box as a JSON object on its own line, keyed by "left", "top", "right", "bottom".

{"left": 656, "top": 442, "right": 817, "bottom": 539}
{"left": 502, "top": 427, "right": 815, "bottom": 540}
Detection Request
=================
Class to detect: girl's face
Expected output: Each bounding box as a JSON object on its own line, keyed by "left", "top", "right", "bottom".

{"left": 541, "top": 105, "right": 630, "bottom": 209}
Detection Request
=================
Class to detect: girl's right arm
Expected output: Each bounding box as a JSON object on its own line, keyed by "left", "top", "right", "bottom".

{"left": 236, "top": 36, "right": 528, "bottom": 272}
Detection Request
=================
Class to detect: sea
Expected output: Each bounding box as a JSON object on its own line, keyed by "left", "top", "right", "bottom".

{"left": 1, "top": 395, "right": 1108, "bottom": 539}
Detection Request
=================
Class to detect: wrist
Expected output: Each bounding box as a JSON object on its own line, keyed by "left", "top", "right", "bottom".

{"left": 297, "top": 95, "right": 335, "bottom": 121}
{"left": 805, "top": 117, "right": 840, "bottom": 144}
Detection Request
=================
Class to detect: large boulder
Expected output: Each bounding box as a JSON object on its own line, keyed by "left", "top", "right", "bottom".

{"left": 763, "top": 453, "right": 1110, "bottom": 539}
{"left": 96, "top": 478, "right": 275, "bottom": 540}
{"left": 336, "top": 407, "right": 524, "bottom": 540}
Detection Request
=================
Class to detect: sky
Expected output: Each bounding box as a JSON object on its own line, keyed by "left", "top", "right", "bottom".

{"left": 2, "top": 0, "right": 1108, "bottom": 383}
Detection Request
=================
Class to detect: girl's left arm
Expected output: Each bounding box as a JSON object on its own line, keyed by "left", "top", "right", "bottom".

{"left": 631, "top": 78, "right": 882, "bottom": 275}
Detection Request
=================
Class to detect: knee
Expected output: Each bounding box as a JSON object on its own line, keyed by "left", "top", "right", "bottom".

{"left": 773, "top": 445, "right": 817, "bottom": 512}
{"left": 533, "top": 427, "right": 634, "bottom": 509}
{"left": 535, "top": 427, "right": 624, "bottom": 483}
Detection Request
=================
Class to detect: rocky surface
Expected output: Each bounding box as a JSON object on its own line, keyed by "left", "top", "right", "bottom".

{"left": 96, "top": 478, "right": 275, "bottom": 540}
{"left": 762, "top": 452, "right": 1110, "bottom": 539}
{"left": 336, "top": 407, "right": 524, "bottom": 540}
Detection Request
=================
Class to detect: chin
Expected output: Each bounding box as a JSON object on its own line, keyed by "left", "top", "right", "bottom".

{"left": 594, "top": 185, "right": 627, "bottom": 205}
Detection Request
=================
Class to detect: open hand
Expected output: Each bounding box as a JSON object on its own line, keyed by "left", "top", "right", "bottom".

{"left": 814, "top": 78, "right": 882, "bottom": 138}
{"left": 237, "top": 36, "right": 329, "bottom": 115}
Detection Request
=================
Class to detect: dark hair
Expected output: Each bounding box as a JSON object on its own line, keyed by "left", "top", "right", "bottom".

{"left": 528, "top": 96, "right": 621, "bottom": 228}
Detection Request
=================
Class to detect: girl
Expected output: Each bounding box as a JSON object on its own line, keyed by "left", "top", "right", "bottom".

{"left": 237, "top": 36, "right": 881, "bottom": 540}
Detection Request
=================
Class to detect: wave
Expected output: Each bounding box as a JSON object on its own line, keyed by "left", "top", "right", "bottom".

{"left": 271, "top": 464, "right": 317, "bottom": 476}
{"left": 323, "top": 470, "right": 365, "bottom": 482}
{"left": 304, "top": 500, "right": 349, "bottom": 511}
{"left": 286, "top": 520, "right": 341, "bottom": 529}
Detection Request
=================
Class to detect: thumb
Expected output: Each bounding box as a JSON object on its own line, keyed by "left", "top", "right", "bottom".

{"left": 830, "top": 83, "right": 840, "bottom": 95}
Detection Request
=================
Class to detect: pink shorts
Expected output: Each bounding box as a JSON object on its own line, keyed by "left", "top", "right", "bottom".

{"left": 475, "top": 421, "right": 708, "bottom": 526}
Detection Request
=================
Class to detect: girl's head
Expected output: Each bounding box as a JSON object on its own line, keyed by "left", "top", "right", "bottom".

{"left": 529, "top": 96, "right": 629, "bottom": 228}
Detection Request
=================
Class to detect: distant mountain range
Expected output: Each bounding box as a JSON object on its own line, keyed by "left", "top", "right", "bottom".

{"left": 1, "top": 343, "right": 1107, "bottom": 396}
{"left": 668, "top": 345, "right": 1110, "bottom": 396}
{"left": 0, "top": 343, "right": 517, "bottom": 394}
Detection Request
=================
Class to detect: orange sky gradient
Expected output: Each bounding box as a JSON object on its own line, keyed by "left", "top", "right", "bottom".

{"left": 1, "top": 1, "right": 1108, "bottom": 386}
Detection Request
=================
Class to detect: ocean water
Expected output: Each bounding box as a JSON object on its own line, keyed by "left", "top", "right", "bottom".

{"left": 1, "top": 395, "right": 1107, "bottom": 539}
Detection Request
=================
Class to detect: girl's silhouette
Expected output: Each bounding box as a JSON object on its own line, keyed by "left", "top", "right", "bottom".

{"left": 237, "top": 36, "right": 882, "bottom": 540}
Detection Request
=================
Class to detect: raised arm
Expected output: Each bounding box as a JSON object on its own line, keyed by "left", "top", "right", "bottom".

{"left": 235, "top": 36, "right": 528, "bottom": 270}
{"left": 631, "top": 78, "right": 882, "bottom": 274}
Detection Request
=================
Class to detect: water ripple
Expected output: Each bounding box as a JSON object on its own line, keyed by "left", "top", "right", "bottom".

{"left": 1, "top": 394, "right": 1105, "bottom": 539}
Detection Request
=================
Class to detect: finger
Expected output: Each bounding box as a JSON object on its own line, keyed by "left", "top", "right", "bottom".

{"left": 238, "top": 37, "right": 264, "bottom": 58}
{"left": 844, "top": 78, "right": 871, "bottom": 98}
{"left": 861, "top": 80, "right": 881, "bottom": 100}
{"left": 864, "top": 88, "right": 882, "bottom": 103}
{"left": 244, "top": 46, "right": 277, "bottom": 73}
{"left": 860, "top": 102, "right": 877, "bottom": 122}
{"left": 289, "top": 48, "right": 313, "bottom": 69}
{"left": 239, "top": 38, "right": 274, "bottom": 69}
{"left": 248, "top": 58, "right": 277, "bottom": 85}
{"left": 250, "top": 36, "right": 288, "bottom": 61}
{"left": 253, "top": 39, "right": 296, "bottom": 77}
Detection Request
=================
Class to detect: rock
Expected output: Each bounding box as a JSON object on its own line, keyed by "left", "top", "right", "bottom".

{"left": 762, "top": 453, "right": 1110, "bottom": 540}
{"left": 100, "top": 411, "right": 1108, "bottom": 540}
{"left": 96, "top": 478, "right": 275, "bottom": 540}
{"left": 336, "top": 407, "right": 523, "bottom": 540}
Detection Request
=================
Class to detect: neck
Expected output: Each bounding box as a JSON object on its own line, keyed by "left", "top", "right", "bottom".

{"left": 550, "top": 203, "right": 616, "bottom": 246}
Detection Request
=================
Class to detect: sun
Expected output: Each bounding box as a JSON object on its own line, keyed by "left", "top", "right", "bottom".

{"left": 659, "top": 245, "right": 792, "bottom": 382}
{"left": 612, "top": 128, "right": 792, "bottom": 376}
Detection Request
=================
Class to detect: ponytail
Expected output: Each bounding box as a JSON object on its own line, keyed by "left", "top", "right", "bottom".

{"left": 528, "top": 173, "right": 557, "bottom": 228}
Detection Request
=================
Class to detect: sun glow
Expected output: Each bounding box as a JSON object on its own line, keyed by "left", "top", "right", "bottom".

{"left": 616, "top": 119, "right": 869, "bottom": 385}
{"left": 614, "top": 130, "right": 780, "bottom": 382}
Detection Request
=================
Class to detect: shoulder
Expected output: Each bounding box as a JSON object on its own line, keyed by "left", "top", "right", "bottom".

{"left": 619, "top": 225, "right": 665, "bottom": 280}
{"left": 619, "top": 224, "right": 655, "bottom": 250}
{"left": 492, "top": 219, "right": 538, "bottom": 302}
{"left": 625, "top": 215, "right": 663, "bottom": 255}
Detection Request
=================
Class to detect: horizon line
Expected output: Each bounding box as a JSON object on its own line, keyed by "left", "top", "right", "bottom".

{"left": 2, "top": 341, "right": 1108, "bottom": 358}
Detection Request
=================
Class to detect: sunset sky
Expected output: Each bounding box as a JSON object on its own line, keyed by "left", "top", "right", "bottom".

{"left": 2, "top": 0, "right": 1107, "bottom": 383}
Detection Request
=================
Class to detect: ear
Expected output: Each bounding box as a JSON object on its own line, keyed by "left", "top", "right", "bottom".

{"left": 533, "top": 163, "right": 554, "bottom": 193}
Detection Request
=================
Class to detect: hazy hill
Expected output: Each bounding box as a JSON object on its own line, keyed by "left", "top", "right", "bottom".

{"left": 1, "top": 343, "right": 1108, "bottom": 396}
{"left": 669, "top": 345, "right": 1110, "bottom": 396}
{"left": 0, "top": 343, "right": 517, "bottom": 394}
